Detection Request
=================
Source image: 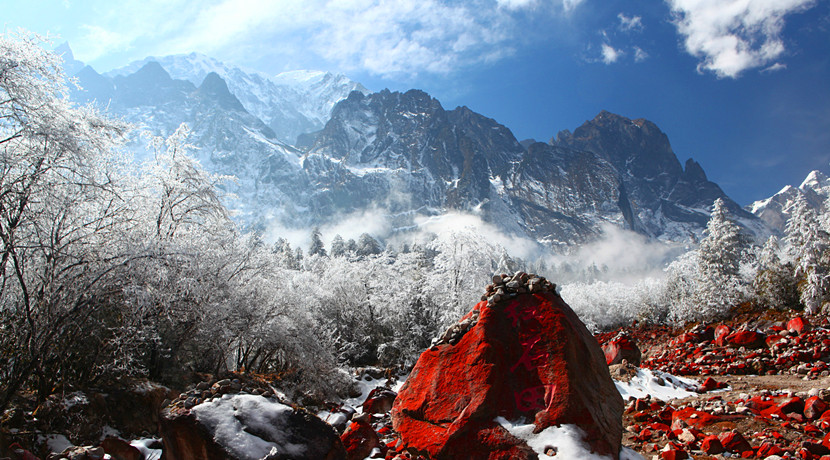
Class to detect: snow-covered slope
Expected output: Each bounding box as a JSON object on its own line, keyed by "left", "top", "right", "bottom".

{"left": 105, "top": 52, "right": 367, "bottom": 144}
{"left": 748, "top": 170, "right": 830, "bottom": 232}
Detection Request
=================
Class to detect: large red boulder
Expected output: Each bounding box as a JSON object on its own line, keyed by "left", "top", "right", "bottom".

{"left": 391, "top": 290, "right": 624, "bottom": 460}
{"left": 602, "top": 332, "right": 642, "bottom": 366}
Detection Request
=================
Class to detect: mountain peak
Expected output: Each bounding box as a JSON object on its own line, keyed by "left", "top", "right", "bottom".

{"left": 197, "top": 72, "right": 246, "bottom": 112}
{"left": 800, "top": 170, "right": 830, "bottom": 193}
{"left": 54, "top": 41, "right": 85, "bottom": 76}
{"left": 133, "top": 61, "right": 174, "bottom": 83}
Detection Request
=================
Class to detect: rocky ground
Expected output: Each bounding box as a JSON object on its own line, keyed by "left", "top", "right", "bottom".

{"left": 4, "top": 283, "right": 830, "bottom": 460}
{"left": 605, "top": 309, "right": 830, "bottom": 460}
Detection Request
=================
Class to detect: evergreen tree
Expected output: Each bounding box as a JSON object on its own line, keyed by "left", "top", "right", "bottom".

{"left": 695, "top": 198, "right": 747, "bottom": 318}
{"left": 786, "top": 196, "right": 829, "bottom": 313}
{"left": 309, "top": 226, "right": 327, "bottom": 257}
{"left": 753, "top": 236, "right": 799, "bottom": 310}
{"left": 330, "top": 234, "right": 346, "bottom": 258}
{"left": 346, "top": 238, "right": 358, "bottom": 254}
{"left": 356, "top": 233, "right": 382, "bottom": 257}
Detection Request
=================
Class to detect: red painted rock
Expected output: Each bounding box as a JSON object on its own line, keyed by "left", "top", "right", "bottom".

{"left": 724, "top": 330, "right": 767, "bottom": 349}
{"left": 789, "top": 316, "right": 811, "bottom": 335}
{"left": 714, "top": 325, "right": 732, "bottom": 347}
{"left": 671, "top": 407, "right": 719, "bottom": 431}
{"left": 391, "top": 292, "right": 624, "bottom": 460}
{"left": 603, "top": 333, "right": 642, "bottom": 366}
{"left": 757, "top": 442, "right": 784, "bottom": 457}
{"left": 661, "top": 445, "right": 688, "bottom": 460}
{"left": 361, "top": 387, "right": 397, "bottom": 414}
{"left": 701, "top": 435, "right": 725, "bottom": 454}
{"left": 341, "top": 420, "right": 380, "bottom": 460}
{"left": 699, "top": 377, "right": 727, "bottom": 393}
{"left": 718, "top": 431, "right": 752, "bottom": 454}
{"left": 806, "top": 396, "right": 829, "bottom": 420}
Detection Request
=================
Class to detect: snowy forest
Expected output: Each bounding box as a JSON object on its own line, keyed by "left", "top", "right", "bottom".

{"left": 2, "top": 30, "right": 830, "bottom": 415}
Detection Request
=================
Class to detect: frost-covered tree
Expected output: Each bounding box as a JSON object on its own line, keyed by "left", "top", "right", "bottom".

{"left": 753, "top": 236, "right": 799, "bottom": 310}
{"left": 141, "top": 123, "right": 228, "bottom": 240}
{"left": 786, "top": 196, "right": 829, "bottom": 313}
{"left": 0, "top": 31, "right": 131, "bottom": 411}
{"left": 330, "top": 234, "right": 346, "bottom": 258}
{"left": 356, "top": 233, "right": 382, "bottom": 257}
{"left": 308, "top": 226, "right": 326, "bottom": 257}
{"left": 694, "top": 198, "right": 747, "bottom": 318}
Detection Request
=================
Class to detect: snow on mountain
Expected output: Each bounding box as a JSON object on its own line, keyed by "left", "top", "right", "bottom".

{"left": 66, "top": 48, "right": 764, "bottom": 247}
{"left": 106, "top": 53, "right": 367, "bottom": 144}
{"left": 747, "top": 170, "right": 830, "bottom": 232}
{"left": 73, "top": 61, "right": 306, "bottom": 226}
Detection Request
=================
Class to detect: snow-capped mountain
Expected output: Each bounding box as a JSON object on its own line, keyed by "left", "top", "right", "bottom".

{"left": 748, "top": 170, "right": 830, "bottom": 232}
{"left": 551, "top": 111, "right": 763, "bottom": 241}
{"left": 105, "top": 53, "right": 367, "bottom": 144}
{"left": 63, "top": 45, "right": 763, "bottom": 246}
{"left": 300, "top": 94, "right": 763, "bottom": 245}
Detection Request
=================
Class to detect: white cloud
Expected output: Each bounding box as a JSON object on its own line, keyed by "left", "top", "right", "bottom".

{"left": 617, "top": 13, "right": 643, "bottom": 32}
{"left": 497, "top": 0, "right": 539, "bottom": 10}
{"left": 633, "top": 46, "right": 648, "bottom": 62}
{"left": 761, "top": 62, "right": 787, "bottom": 73}
{"left": 667, "top": 0, "right": 816, "bottom": 78}
{"left": 601, "top": 43, "right": 621, "bottom": 64}
{"left": 147, "top": 0, "right": 588, "bottom": 78}
{"left": 60, "top": 0, "right": 591, "bottom": 78}
{"left": 77, "top": 25, "right": 133, "bottom": 61}
{"left": 562, "top": 0, "right": 585, "bottom": 12}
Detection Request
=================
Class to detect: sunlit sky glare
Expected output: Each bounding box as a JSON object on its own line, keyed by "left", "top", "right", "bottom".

{"left": 5, "top": 0, "right": 830, "bottom": 205}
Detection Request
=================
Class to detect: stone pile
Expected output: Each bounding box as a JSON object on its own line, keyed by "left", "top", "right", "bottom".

{"left": 482, "top": 272, "right": 557, "bottom": 306}
{"left": 163, "top": 375, "right": 277, "bottom": 411}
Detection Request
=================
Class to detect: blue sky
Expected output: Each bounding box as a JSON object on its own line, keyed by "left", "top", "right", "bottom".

{"left": 5, "top": 0, "right": 829, "bottom": 205}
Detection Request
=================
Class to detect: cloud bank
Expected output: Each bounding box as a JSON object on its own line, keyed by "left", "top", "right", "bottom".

{"left": 667, "top": 0, "right": 816, "bottom": 78}
{"left": 70, "top": 0, "right": 585, "bottom": 79}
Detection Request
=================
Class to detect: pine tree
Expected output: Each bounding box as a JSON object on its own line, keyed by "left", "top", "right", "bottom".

{"left": 356, "top": 233, "right": 382, "bottom": 257}
{"left": 330, "top": 234, "right": 346, "bottom": 258}
{"left": 309, "top": 226, "right": 327, "bottom": 257}
{"left": 695, "top": 198, "right": 747, "bottom": 318}
{"left": 753, "top": 236, "right": 799, "bottom": 310}
{"left": 786, "top": 196, "right": 829, "bottom": 313}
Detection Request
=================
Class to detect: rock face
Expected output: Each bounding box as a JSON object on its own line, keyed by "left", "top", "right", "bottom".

{"left": 160, "top": 394, "right": 346, "bottom": 460}
{"left": 391, "top": 290, "right": 624, "bottom": 459}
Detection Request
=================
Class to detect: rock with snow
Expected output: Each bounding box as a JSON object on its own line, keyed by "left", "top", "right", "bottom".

{"left": 159, "top": 394, "right": 346, "bottom": 460}
{"left": 391, "top": 289, "right": 624, "bottom": 459}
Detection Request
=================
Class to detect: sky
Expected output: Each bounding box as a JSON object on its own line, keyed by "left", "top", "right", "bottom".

{"left": 4, "top": 0, "right": 830, "bottom": 206}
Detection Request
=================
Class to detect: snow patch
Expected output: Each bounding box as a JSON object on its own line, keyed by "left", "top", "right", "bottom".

{"left": 39, "top": 434, "right": 73, "bottom": 454}
{"left": 131, "top": 439, "right": 163, "bottom": 460}
{"left": 495, "top": 418, "right": 645, "bottom": 460}
{"left": 191, "top": 394, "right": 308, "bottom": 460}
{"left": 615, "top": 368, "right": 699, "bottom": 401}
